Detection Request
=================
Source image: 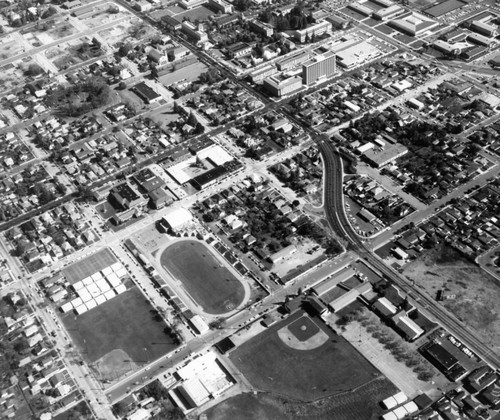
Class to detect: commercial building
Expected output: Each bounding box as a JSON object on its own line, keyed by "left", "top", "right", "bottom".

{"left": 132, "top": 82, "right": 161, "bottom": 104}
{"left": 348, "top": 2, "right": 373, "bottom": 16}
{"left": 422, "top": 342, "right": 459, "bottom": 372}
{"left": 361, "top": 143, "right": 408, "bottom": 168}
{"left": 373, "top": 4, "right": 404, "bottom": 20}
{"left": 389, "top": 12, "right": 438, "bottom": 36}
{"left": 172, "top": 352, "right": 234, "bottom": 409}
{"left": 336, "top": 40, "right": 382, "bottom": 69}
{"left": 263, "top": 74, "right": 302, "bottom": 97}
{"left": 302, "top": 51, "right": 336, "bottom": 85}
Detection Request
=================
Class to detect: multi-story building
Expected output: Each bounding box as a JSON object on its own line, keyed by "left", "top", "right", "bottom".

{"left": 181, "top": 21, "right": 208, "bottom": 42}
{"left": 302, "top": 51, "right": 336, "bottom": 85}
{"left": 276, "top": 51, "right": 310, "bottom": 71}
{"left": 290, "top": 20, "right": 332, "bottom": 43}
{"left": 248, "top": 19, "right": 274, "bottom": 37}
{"left": 209, "top": 0, "right": 233, "bottom": 14}
{"left": 263, "top": 75, "right": 302, "bottom": 97}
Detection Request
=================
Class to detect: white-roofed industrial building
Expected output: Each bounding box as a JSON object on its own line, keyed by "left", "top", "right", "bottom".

{"left": 74, "top": 305, "right": 88, "bottom": 315}
{"left": 171, "top": 351, "right": 234, "bottom": 410}
{"left": 115, "top": 284, "right": 127, "bottom": 294}
{"left": 382, "top": 391, "right": 408, "bottom": 410}
{"left": 395, "top": 314, "right": 424, "bottom": 341}
{"left": 189, "top": 315, "right": 210, "bottom": 335}
{"left": 373, "top": 297, "right": 398, "bottom": 318}
{"left": 161, "top": 208, "right": 193, "bottom": 233}
{"left": 60, "top": 302, "right": 73, "bottom": 313}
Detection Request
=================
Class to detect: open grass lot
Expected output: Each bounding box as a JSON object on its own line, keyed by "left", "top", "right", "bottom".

{"left": 205, "top": 378, "right": 396, "bottom": 420}
{"left": 61, "top": 286, "right": 176, "bottom": 372}
{"left": 175, "top": 5, "right": 214, "bottom": 22}
{"left": 230, "top": 311, "right": 387, "bottom": 402}
{"left": 160, "top": 240, "right": 245, "bottom": 314}
{"left": 403, "top": 245, "right": 500, "bottom": 355}
{"left": 63, "top": 248, "right": 117, "bottom": 284}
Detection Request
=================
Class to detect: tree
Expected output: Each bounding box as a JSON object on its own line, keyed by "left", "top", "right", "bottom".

{"left": 208, "top": 318, "right": 226, "bottom": 329}
{"left": 24, "top": 63, "right": 44, "bottom": 77}
{"left": 13, "top": 241, "right": 30, "bottom": 257}
{"left": 13, "top": 338, "right": 29, "bottom": 353}
{"left": 150, "top": 65, "right": 159, "bottom": 80}
{"left": 234, "top": 0, "right": 251, "bottom": 11}
{"left": 194, "top": 122, "right": 205, "bottom": 134}
{"left": 187, "top": 111, "right": 198, "bottom": 126}
{"left": 77, "top": 185, "right": 94, "bottom": 202}
{"left": 118, "top": 43, "right": 132, "bottom": 57}
{"left": 145, "top": 380, "right": 169, "bottom": 401}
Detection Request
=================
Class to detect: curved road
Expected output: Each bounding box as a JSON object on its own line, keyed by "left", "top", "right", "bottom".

{"left": 317, "top": 138, "right": 500, "bottom": 369}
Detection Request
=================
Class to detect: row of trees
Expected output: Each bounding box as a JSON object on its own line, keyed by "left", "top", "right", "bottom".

{"left": 338, "top": 308, "right": 434, "bottom": 382}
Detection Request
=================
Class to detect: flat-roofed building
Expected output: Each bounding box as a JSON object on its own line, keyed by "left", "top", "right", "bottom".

{"left": 132, "top": 82, "right": 161, "bottom": 104}
{"left": 326, "top": 14, "right": 349, "bottom": 30}
{"left": 467, "top": 32, "right": 493, "bottom": 46}
{"left": 263, "top": 74, "right": 302, "bottom": 97}
{"left": 471, "top": 20, "right": 497, "bottom": 37}
{"left": 361, "top": 142, "right": 408, "bottom": 168}
{"left": 336, "top": 40, "right": 382, "bottom": 68}
{"left": 109, "top": 183, "right": 147, "bottom": 210}
{"left": 179, "top": 0, "right": 206, "bottom": 9}
{"left": 249, "top": 65, "right": 278, "bottom": 83}
{"left": 209, "top": 0, "right": 233, "bottom": 13}
{"left": 373, "top": 4, "right": 404, "bottom": 20}
{"left": 302, "top": 51, "right": 336, "bottom": 85}
{"left": 226, "top": 42, "right": 252, "bottom": 58}
{"left": 182, "top": 21, "right": 208, "bottom": 42}
{"left": 249, "top": 19, "right": 274, "bottom": 37}
{"left": 433, "top": 39, "right": 460, "bottom": 55}
{"left": 277, "top": 51, "right": 311, "bottom": 71}
{"left": 290, "top": 20, "right": 332, "bottom": 43}
{"left": 389, "top": 12, "right": 438, "bottom": 36}
{"left": 348, "top": 2, "right": 373, "bottom": 16}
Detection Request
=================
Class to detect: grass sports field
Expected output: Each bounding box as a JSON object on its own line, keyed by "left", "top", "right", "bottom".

{"left": 230, "top": 311, "right": 389, "bottom": 402}
{"left": 160, "top": 240, "right": 245, "bottom": 314}
{"left": 62, "top": 285, "right": 176, "bottom": 380}
{"left": 63, "top": 248, "right": 117, "bottom": 285}
{"left": 205, "top": 379, "right": 397, "bottom": 420}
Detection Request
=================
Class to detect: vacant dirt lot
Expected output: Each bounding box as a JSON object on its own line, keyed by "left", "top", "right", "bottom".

{"left": 403, "top": 245, "right": 500, "bottom": 355}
